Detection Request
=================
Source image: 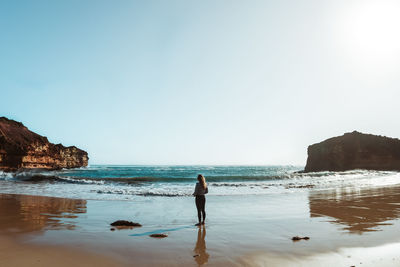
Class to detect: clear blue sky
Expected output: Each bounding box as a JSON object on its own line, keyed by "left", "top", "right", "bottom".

{"left": 1, "top": 0, "right": 400, "bottom": 165}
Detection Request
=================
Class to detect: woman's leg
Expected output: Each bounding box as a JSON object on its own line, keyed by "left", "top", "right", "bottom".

{"left": 195, "top": 196, "right": 202, "bottom": 223}
{"left": 201, "top": 196, "right": 206, "bottom": 223}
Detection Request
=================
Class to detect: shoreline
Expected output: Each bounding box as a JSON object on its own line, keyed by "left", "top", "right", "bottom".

{"left": 1, "top": 186, "right": 400, "bottom": 266}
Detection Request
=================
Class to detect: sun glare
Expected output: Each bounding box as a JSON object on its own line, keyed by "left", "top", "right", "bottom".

{"left": 338, "top": 1, "right": 400, "bottom": 66}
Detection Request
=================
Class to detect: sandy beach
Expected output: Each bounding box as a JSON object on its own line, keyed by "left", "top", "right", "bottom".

{"left": 1, "top": 183, "right": 400, "bottom": 266}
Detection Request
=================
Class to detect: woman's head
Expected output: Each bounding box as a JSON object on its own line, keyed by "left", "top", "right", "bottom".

{"left": 197, "top": 174, "right": 207, "bottom": 189}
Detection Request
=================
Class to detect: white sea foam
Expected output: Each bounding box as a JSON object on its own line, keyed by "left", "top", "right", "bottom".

{"left": 1, "top": 166, "right": 399, "bottom": 200}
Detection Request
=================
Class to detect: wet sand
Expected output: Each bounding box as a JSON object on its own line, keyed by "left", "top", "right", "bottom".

{"left": 1, "top": 185, "right": 400, "bottom": 266}
{"left": 0, "top": 194, "right": 120, "bottom": 266}
{"left": 0, "top": 236, "right": 119, "bottom": 267}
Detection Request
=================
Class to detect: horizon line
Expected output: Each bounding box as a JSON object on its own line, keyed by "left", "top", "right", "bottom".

{"left": 87, "top": 163, "right": 305, "bottom": 167}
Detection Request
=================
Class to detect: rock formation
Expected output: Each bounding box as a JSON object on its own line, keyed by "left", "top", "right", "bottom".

{"left": 0, "top": 117, "right": 88, "bottom": 172}
{"left": 291, "top": 236, "right": 310, "bottom": 241}
{"left": 110, "top": 220, "right": 142, "bottom": 227}
{"left": 304, "top": 131, "right": 400, "bottom": 172}
{"left": 149, "top": 233, "right": 168, "bottom": 238}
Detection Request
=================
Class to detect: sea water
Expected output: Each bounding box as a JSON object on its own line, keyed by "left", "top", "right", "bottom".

{"left": 1, "top": 165, "right": 400, "bottom": 200}
{"left": 2, "top": 165, "right": 400, "bottom": 265}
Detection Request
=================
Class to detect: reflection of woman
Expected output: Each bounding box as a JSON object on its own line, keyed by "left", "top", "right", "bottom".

{"left": 194, "top": 227, "right": 209, "bottom": 266}
{"left": 193, "top": 174, "right": 208, "bottom": 226}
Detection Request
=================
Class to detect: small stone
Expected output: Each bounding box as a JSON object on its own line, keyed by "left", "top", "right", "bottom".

{"left": 110, "top": 228, "right": 115, "bottom": 231}
{"left": 291, "top": 236, "right": 310, "bottom": 241}
{"left": 110, "top": 220, "right": 142, "bottom": 227}
{"left": 149, "top": 233, "right": 168, "bottom": 238}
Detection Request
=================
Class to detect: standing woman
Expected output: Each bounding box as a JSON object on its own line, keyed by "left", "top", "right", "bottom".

{"left": 193, "top": 174, "right": 208, "bottom": 226}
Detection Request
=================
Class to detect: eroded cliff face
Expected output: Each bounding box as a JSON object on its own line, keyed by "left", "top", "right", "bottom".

{"left": 304, "top": 131, "right": 400, "bottom": 172}
{"left": 0, "top": 117, "right": 88, "bottom": 172}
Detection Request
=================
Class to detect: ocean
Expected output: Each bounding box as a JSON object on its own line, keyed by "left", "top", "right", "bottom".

{"left": 1, "top": 165, "right": 399, "bottom": 200}
{"left": 2, "top": 165, "right": 400, "bottom": 266}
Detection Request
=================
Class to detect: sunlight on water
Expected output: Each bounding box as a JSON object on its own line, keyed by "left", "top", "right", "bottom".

{"left": 1, "top": 166, "right": 400, "bottom": 200}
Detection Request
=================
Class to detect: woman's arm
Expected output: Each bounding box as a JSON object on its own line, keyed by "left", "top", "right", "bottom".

{"left": 193, "top": 183, "right": 200, "bottom": 196}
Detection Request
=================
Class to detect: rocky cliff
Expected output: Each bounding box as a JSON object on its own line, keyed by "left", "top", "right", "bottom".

{"left": 304, "top": 131, "right": 400, "bottom": 172}
{"left": 0, "top": 117, "right": 88, "bottom": 172}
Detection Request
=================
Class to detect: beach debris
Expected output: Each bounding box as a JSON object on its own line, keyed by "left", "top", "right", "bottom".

{"left": 149, "top": 233, "right": 168, "bottom": 238}
{"left": 110, "top": 220, "right": 142, "bottom": 227}
{"left": 110, "top": 228, "right": 115, "bottom": 231}
{"left": 291, "top": 236, "right": 310, "bottom": 241}
{"left": 285, "top": 184, "right": 315, "bottom": 189}
{"left": 193, "top": 254, "right": 200, "bottom": 258}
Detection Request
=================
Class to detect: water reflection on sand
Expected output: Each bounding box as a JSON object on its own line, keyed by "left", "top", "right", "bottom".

{"left": 0, "top": 194, "right": 86, "bottom": 235}
{"left": 309, "top": 185, "right": 400, "bottom": 233}
{"left": 193, "top": 226, "right": 209, "bottom": 266}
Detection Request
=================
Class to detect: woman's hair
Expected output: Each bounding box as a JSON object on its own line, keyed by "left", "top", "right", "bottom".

{"left": 197, "top": 174, "right": 207, "bottom": 189}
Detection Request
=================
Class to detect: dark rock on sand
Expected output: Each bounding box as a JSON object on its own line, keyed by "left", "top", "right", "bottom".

{"left": 149, "top": 233, "right": 168, "bottom": 238}
{"left": 292, "top": 236, "right": 310, "bottom": 241}
{"left": 0, "top": 117, "right": 88, "bottom": 172}
{"left": 110, "top": 220, "right": 142, "bottom": 227}
{"left": 304, "top": 131, "right": 400, "bottom": 172}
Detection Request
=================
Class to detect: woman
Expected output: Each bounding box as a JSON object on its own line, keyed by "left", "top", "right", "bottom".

{"left": 193, "top": 174, "right": 208, "bottom": 226}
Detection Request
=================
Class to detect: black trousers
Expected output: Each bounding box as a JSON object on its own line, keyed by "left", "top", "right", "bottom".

{"left": 195, "top": 195, "right": 206, "bottom": 222}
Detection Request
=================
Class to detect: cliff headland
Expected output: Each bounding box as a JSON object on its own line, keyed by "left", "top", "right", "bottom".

{"left": 305, "top": 131, "right": 400, "bottom": 172}
{"left": 0, "top": 117, "right": 88, "bottom": 172}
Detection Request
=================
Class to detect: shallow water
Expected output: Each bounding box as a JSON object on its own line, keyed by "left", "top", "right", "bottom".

{"left": 1, "top": 183, "right": 400, "bottom": 266}
{"left": 1, "top": 165, "right": 400, "bottom": 200}
{"left": 2, "top": 166, "right": 400, "bottom": 265}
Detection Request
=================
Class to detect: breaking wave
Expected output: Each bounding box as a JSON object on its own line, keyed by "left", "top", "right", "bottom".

{"left": 1, "top": 166, "right": 400, "bottom": 199}
{"left": 93, "top": 188, "right": 190, "bottom": 197}
{"left": 1, "top": 168, "right": 397, "bottom": 185}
